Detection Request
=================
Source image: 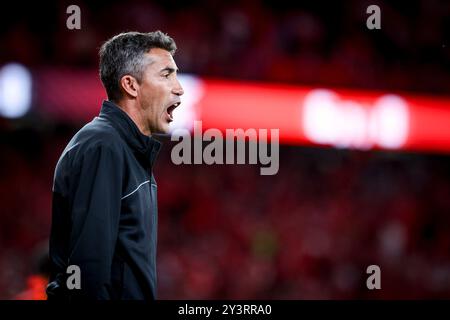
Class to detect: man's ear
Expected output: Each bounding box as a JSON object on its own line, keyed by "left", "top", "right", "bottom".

{"left": 119, "top": 75, "right": 139, "bottom": 98}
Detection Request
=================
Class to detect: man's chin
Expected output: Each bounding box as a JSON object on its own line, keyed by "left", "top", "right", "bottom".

{"left": 153, "top": 124, "right": 170, "bottom": 135}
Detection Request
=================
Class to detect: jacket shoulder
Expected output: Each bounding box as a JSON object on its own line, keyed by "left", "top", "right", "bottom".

{"left": 53, "top": 118, "right": 124, "bottom": 194}
{"left": 57, "top": 118, "right": 126, "bottom": 170}
{"left": 70, "top": 117, "right": 124, "bottom": 152}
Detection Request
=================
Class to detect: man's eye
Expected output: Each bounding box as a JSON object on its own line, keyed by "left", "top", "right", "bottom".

{"left": 163, "top": 73, "right": 170, "bottom": 78}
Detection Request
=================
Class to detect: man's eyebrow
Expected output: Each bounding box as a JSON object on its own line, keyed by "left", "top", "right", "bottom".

{"left": 160, "top": 67, "right": 178, "bottom": 74}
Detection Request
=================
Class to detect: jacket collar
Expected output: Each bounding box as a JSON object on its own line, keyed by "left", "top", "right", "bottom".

{"left": 99, "top": 100, "right": 162, "bottom": 169}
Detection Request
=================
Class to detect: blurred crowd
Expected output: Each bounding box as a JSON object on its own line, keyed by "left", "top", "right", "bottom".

{"left": 0, "top": 127, "right": 449, "bottom": 299}
{"left": 1, "top": 0, "right": 449, "bottom": 93}
{"left": 155, "top": 141, "right": 450, "bottom": 299}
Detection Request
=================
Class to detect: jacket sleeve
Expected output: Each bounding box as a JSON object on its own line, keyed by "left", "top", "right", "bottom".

{"left": 67, "top": 143, "right": 123, "bottom": 299}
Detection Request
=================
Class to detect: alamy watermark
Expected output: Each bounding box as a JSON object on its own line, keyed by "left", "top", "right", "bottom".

{"left": 66, "top": 264, "right": 81, "bottom": 290}
{"left": 366, "top": 264, "right": 381, "bottom": 290}
{"left": 170, "top": 121, "right": 279, "bottom": 175}
{"left": 366, "top": 5, "right": 381, "bottom": 30}
{"left": 66, "top": 5, "right": 81, "bottom": 30}
{"left": 63, "top": 262, "right": 382, "bottom": 291}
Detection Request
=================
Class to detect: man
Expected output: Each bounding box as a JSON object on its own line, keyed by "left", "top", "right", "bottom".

{"left": 46, "top": 31, "right": 184, "bottom": 300}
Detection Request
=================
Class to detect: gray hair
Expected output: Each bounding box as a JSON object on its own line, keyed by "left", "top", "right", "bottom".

{"left": 99, "top": 31, "right": 177, "bottom": 101}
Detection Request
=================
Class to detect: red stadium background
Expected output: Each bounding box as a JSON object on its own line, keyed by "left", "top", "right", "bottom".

{"left": 0, "top": 0, "right": 449, "bottom": 299}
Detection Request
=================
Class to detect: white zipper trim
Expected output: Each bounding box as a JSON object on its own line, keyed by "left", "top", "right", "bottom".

{"left": 121, "top": 180, "right": 150, "bottom": 200}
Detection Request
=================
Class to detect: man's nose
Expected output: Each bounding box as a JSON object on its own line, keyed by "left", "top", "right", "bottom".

{"left": 172, "top": 79, "right": 184, "bottom": 96}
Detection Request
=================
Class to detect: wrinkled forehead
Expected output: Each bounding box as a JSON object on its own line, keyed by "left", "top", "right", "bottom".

{"left": 143, "top": 48, "right": 178, "bottom": 71}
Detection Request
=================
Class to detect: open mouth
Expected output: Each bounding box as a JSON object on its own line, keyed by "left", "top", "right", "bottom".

{"left": 166, "top": 102, "right": 180, "bottom": 122}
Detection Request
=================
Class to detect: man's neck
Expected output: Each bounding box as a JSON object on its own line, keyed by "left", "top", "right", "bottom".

{"left": 113, "top": 99, "right": 151, "bottom": 136}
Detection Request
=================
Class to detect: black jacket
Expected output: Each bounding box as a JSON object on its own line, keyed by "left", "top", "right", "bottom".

{"left": 47, "top": 100, "right": 162, "bottom": 300}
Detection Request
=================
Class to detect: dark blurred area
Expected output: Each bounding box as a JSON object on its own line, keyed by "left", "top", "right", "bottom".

{"left": 1, "top": 0, "right": 449, "bottom": 93}
{"left": 0, "top": 0, "right": 449, "bottom": 299}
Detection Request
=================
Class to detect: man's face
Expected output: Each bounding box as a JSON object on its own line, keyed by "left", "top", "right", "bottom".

{"left": 137, "top": 48, "right": 184, "bottom": 135}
